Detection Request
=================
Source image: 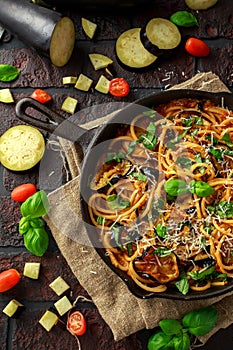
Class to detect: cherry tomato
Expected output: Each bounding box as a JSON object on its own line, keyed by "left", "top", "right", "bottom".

{"left": 109, "top": 78, "right": 130, "bottom": 97}
{"left": 67, "top": 311, "right": 86, "bottom": 336}
{"left": 185, "top": 38, "right": 210, "bottom": 57}
{"left": 30, "top": 89, "right": 52, "bottom": 103}
{"left": 0, "top": 269, "right": 21, "bottom": 292}
{"left": 11, "top": 183, "right": 37, "bottom": 202}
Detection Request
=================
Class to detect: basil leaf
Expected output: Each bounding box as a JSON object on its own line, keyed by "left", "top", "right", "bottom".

{"left": 152, "top": 247, "right": 172, "bottom": 257}
{"left": 182, "top": 306, "right": 217, "bottom": 336}
{"left": 159, "top": 319, "right": 183, "bottom": 335}
{"left": 20, "top": 190, "right": 49, "bottom": 218}
{"left": 208, "top": 201, "right": 233, "bottom": 219}
{"left": 0, "top": 64, "right": 20, "bottom": 82}
{"left": 175, "top": 156, "right": 193, "bottom": 169}
{"left": 173, "top": 331, "right": 190, "bottom": 350}
{"left": 143, "top": 109, "right": 156, "bottom": 118}
{"left": 132, "top": 172, "right": 147, "bottom": 182}
{"left": 106, "top": 151, "right": 125, "bottom": 163}
{"left": 205, "top": 135, "right": 219, "bottom": 145}
{"left": 170, "top": 11, "right": 198, "bottom": 27}
{"left": 23, "top": 227, "right": 49, "bottom": 256}
{"left": 107, "top": 194, "right": 130, "bottom": 210}
{"left": 188, "top": 266, "right": 215, "bottom": 281}
{"left": 175, "top": 272, "right": 189, "bottom": 295}
{"left": 138, "top": 122, "right": 157, "bottom": 150}
{"left": 148, "top": 331, "right": 173, "bottom": 350}
{"left": 189, "top": 180, "right": 215, "bottom": 197}
{"left": 19, "top": 217, "right": 30, "bottom": 234}
{"left": 97, "top": 215, "right": 105, "bottom": 225}
{"left": 164, "top": 179, "right": 189, "bottom": 197}
{"left": 156, "top": 223, "right": 167, "bottom": 238}
{"left": 209, "top": 147, "right": 223, "bottom": 161}
{"left": 127, "top": 140, "right": 139, "bottom": 155}
{"left": 222, "top": 133, "right": 233, "bottom": 147}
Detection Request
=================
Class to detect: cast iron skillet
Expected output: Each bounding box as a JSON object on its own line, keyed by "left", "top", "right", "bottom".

{"left": 16, "top": 89, "right": 233, "bottom": 300}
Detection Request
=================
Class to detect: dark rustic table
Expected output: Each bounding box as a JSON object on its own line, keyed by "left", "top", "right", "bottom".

{"left": 0, "top": 0, "right": 233, "bottom": 349}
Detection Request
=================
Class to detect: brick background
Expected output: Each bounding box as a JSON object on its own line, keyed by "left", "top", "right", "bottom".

{"left": 0, "top": 0, "right": 233, "bottom": 349}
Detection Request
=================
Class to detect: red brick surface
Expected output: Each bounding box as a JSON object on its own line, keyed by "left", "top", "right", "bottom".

{"left": 0, "top": 0, "right": 233, "bottom": 349}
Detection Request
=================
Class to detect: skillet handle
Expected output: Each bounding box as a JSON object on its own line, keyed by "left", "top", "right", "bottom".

{"left": 15, "top": 97, "right": 86, "bottom": 142}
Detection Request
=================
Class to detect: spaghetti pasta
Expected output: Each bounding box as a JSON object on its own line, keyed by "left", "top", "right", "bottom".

{"left": 88, "top": 98, "right": 233, "bottom": 295}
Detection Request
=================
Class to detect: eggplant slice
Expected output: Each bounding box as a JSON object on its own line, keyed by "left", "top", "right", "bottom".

{"left": 116, "top": 28, "right": 157, "bottom": 69}
{"left": 141, "top": 18, "right": 181, "bottom": 56}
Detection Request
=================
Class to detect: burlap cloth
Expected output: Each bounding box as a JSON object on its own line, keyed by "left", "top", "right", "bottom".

{"left": 44, "top": 72, "right": 233, "bottom": 344}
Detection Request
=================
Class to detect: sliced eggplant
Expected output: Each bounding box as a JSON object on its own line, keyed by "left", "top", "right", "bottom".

{"left": 185, "top": 0, "right": 218, "bottom": 10}
{"left": 140, "top": 18, "right": 181, "bottom": 56}
{"left": 116, "top": 28, "right": 157, "bottom": 70}
{"left": 134, "top": 249, "right": 179, "bottom": 283}
{"left": 0, "top": 0, "right": 75, "bottom": 67}
{"left": 82, "top": 18, "right": 97, "bottom": 39}
{"left": 90, "top": 159, "right": 131, "bottom": 190}
{"left": 89, "top": 53, "right": 113, "bottom": 71}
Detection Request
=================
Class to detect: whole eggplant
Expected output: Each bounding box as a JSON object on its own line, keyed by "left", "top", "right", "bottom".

{"left": 0, "top": 0, "right": 75, "bottom": 67}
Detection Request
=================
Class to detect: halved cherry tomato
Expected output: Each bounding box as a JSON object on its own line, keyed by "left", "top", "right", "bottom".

{"left": 30, "top": 89, "right": 52, "bottom": 103}
{"left": 67, "top": 311, "right": 86, "bottom": 336}
{"left": 185, "top": 37, "right": 210, "bottom": 57}
{"left": 11, "top": 183, "right": 37, "bottom": 202}
{"left": 0, "top": 269, "right": 21, "bottom": 292}
{"left": 109, "top": 77, "right": 130, "bottom": 97}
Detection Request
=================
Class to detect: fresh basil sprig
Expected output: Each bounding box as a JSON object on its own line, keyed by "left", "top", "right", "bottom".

{"left": 164, "top": 179, "right": 215, "bottom": 198}
{"left": 19, "top": 190, "right": 49, "bottom": 256}
{"left": 148, "top": 306, "right": 217, "bottom": 350}
{"left": 0, "top": 64, "right": 20, "bottom": 82}
{"left": 170, "top": 11, "right": 199, "bottom": 27}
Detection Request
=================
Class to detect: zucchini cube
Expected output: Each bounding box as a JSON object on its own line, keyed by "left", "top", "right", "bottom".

{"left": 61, "top": 97, "right": 78, "bottom": 114}
{"left": 3, "top": 299, "right": 24, "bottom": 318}
{"left": 39, "top": 310, "right": 58, "bottom": 332}
{"left": 74, "top": 74, "right": 93, "bottom": 92}
{"left": 95, "top": 75, "right": 110, "bottom": 94}
{"left": 54, "top": 296, "right": 73, "bottom": 316}
{"left": 49, "top": 276, "right": 70, "bottom": 296}
{"left": 23, "top": 262, "right": 41, "bottom": 279}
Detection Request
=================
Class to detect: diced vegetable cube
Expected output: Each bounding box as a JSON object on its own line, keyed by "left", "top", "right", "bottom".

{"left": 74, "top": 74, "right": 93, "bottom": 92}
{"left": 89, "top": 53, "right": 113, "bottom": 71}
{"left": 81, "top": 18, "right": 97, "bottom": 39}
{"left": 49, "top": 276, "right": 70, "bottom": 296}
{"left": 39, "top": 310, "right": 58, "bottom": 332}
{"left": 3, "top": 299, "right": 24, "bottom": 317}
{"left": 61, "top": 97, "right": 78, "bottom": 114}
{"left": 62, "top": 76, "right": 77, "bottom": 85}
{"left": 95, "top": 75, "right": 110, "bottom": 94}
{"left": 54, "top": 295, "right": 73, "bottom": 316}
{"left": 23, "top": 262, "right": 41, "bottom": 279}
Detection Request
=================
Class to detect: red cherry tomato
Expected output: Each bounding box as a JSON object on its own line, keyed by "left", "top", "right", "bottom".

{"left": 109, "top": 78, "right": 130, "bottom": 97}
{"left": 67, "top": 311, "right": 86, "bottom": 336}
{"left": 0, "top": 269, "right": 21, "bottom": 292}
{"left": 11, "top": 183, "right": 37, "bottom": 202}
{"left": 30, "top": 89, "right": 52, "bottom": 103}
{"left": 185, "top": 38, "right": 210, "bottom": 57}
